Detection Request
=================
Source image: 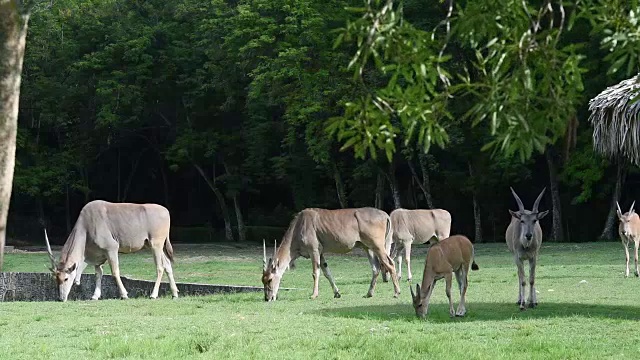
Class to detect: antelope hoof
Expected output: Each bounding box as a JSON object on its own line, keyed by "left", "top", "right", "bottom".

{"left": 455, "top": 309, "right": 466, "bottom": 317}
{"left": 149, "top": 295, "right": 158, "bottom": 299}
{"left": 635, "top": 271, "right": 639, "bottom": 277}
{"left": 449, "top": 311, "right": 456, "bottom": 318}
{"left": 528, "top": 302, "right": 538, "bottom": 308}
{"left": 364, "top": 292, "right": 374, "bottom": 298}
{"left": 334, "top": 292, "right": 341, "bottom": 299}
{"left": 120, "top": 294, "right": 129, "bottom": 300}
{"left": 393, "top": 292, "right": 400, "bottom": 298}
{"left": 172, "top": 294, "right": 179, "bottom": 299}
{"left": 310, "top": 294, "right": 318, "bottom": 300}
{"left": 90, "top": 296, "right": 100, "bottom": 301}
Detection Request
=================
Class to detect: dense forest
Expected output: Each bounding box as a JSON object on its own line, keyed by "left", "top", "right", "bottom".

{"left": 5, "top": 0, "right": 640, "bottom": 245}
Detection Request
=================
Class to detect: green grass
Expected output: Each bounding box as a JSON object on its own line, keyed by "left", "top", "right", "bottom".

{"left": 1, "top": 241, "right": 638, "bottom": 359}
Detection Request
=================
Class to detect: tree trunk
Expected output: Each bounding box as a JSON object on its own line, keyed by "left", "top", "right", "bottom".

{"left": 81, "top": 165, "right": 90, "bottom": 203}
{"left": 407, "top": 153, "right": 434, "bottom": 209}
{"left": 232, "top": 193, "right": 246, "bottom": 242}
{"left": 193, "top": 163, "right": 234, "bottom": 242}
{"left": 418, "top": 153, "right": 434, "bottom": 208}
{"left": 117, "top": 148, "right": 121, "bottom": 201}
{"left": 600, "top": 159, "right": 626, "bottom": 241}
{"left": 407, "top": 178, "right": 417, "bottom": 209}
{"left": 221, "top": 161, "right": 246, "bottom": 242}
{"left": 386, "top": 161, "right": 402, "bottom": 209}
{"left": 545, "top": 149, "right": 564, "bottom": 242}
{"left": 332, "top": 163, "right": 348, "bottom": 208}
{"left": 375, "top": 172, "right": 385, "bottom": 209}
{"left": 121, "top": 150, "right": 145, "bottom": 202}
{"left": 65, "top": 184, "right": 71, "bottom": 232}
{"left": 468, "top": 162, "right": 482, "bottom": 243}
{"left": 159, "top": 160, "right": 170, "bottom": 208}
{"left": 0, "top": 2, "right": 30, "bottom": 269}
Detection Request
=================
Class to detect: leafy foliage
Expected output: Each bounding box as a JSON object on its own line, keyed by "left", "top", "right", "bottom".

{"left": 9, "top": 0, "right": 640, "bottom": 245}
{"left": 328, "top": 0, "right": 451, "bottom": 161}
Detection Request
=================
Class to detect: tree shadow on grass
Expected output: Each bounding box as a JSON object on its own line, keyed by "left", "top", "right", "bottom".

{"left": 315, "top": 302, "right": 640, "bottom": 323}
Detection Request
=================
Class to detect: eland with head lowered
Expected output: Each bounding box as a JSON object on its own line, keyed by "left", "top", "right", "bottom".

{"left": 44, "top": 200, "right": 178, "bottom": 302}
{"left": 410, "top": 234, "right": 479, "bottom": 319}
{"left": 261, "top": 207, "right": 401, "bottom": 301}
{"left": 505, "top": 187, "right": 548, "bottom": 310}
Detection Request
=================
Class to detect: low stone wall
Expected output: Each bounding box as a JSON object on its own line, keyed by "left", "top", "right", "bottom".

{"left": 0, "top": 272, "right": 268, "bottom": 302}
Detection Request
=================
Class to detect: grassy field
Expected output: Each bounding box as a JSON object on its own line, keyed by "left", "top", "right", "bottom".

{"left": 0, "top": 241, "right": 638, "bottom": 359}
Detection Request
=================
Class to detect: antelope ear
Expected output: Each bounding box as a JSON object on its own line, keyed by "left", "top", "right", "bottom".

{"left": 537, "top": 210, "right": 549, "bottom": 220}
{"left": 65, "top": 263, "right": 77, "bottom": 273}
{"left": 509, "top": 210, "right": 521, "bottom": 219}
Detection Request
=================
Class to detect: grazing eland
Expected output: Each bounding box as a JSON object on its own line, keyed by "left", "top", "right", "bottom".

{"left": 617, "top": 201, "right": 640, "bottom": 277}
{"left": 505, "top": 187, "right": 548, "bottom": 310}
{"left": 385, "top": 208, "right": 452, "bottom": 282}
{"left": 261, "top": 207, "right": 400, "bottom": 301}
{"left": 44, "top": 200, "right": 178, "bottom": 302}
{"left": 410, "top": 235, "right": 479, "bottom": 319}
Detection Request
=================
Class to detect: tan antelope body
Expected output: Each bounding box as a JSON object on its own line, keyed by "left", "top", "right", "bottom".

{"left": 262, "top": 207, "right": 400, "bottom": 301}
{"left": 45, "top": 200, "right": 178, "bottom": 301}
{"left": 410, "top": 235, "right": 479, "bottom": 318}
{"left": 505, "top": 188, "right": 548, "bottom": 310}
{"left": 387, "top": 208, "right": 451, "bottom": 282}
{"left": 617, "top": 201, "right": 640, "bottom": 277}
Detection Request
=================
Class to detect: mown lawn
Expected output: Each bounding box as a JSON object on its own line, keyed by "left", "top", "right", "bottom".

{"left": 0, "top": 241, "right": 638, "bottom": 359}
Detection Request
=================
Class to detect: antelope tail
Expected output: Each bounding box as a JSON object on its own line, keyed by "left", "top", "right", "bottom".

{"left": 164, "top": 236, "right": 175, "bottom": 263}
{"left": 471, "top": 245, "right": 479, "bottom": 271}
{"left": 385, "top": 216, "right": 393, "bottom": 256}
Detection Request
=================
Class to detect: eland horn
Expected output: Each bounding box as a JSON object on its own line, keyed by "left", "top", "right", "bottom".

{"left": 630, "top": 201, "right": 636, "bottom": 214}
{"left": 533, "top": 187, "right": 547, "bottom": 212}
{"left": 510, "top": 187, "right": 525, "bottom": 212}
{"left": 617, "top": 201, "right": 623, "bottom": 215}
{"left": 273, "top": 239, "right": 277, "bottom": 261}
{"left": 263, "top": 239, "right": 267, "bottom": 271}
{"left": 44, "top": 229, "right": 56, "bottom": 271}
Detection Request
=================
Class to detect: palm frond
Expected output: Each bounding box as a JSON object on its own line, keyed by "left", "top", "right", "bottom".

{"left": 589, "top": 74, "right": 640, "bottom": 165}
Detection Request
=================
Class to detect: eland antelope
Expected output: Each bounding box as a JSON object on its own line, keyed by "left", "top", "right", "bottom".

{"left": 505, "top": 187, "right": 548, "bottom": 310}
{"left": 44, "top": 200, "right": 178, "bottom": 302}
{"left": 261, "top": 207, "right": 401, "bottom": 301}
{"left": 385, "top": 208, "right": 452, "bottom": 282}
{"left": 410, "top": 235, "right": 479, "bottom": 319}
{"left": 617, "top": 201, "right": 640, "bottom": 277}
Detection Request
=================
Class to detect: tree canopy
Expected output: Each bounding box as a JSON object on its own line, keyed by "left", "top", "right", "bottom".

{"left": 3, "top": 0, "right": 640, "bottom": 247}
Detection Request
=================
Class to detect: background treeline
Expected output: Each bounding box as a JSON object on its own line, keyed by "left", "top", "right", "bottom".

{"left": 7, "top": 0, "right": 636, "bottom": 245}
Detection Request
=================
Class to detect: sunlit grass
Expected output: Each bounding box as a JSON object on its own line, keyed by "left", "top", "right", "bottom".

{"left": 0, "top": 241, "right": 637, "bottom": 359}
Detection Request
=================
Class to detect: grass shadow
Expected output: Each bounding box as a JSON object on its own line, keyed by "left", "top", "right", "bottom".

{"left": 315, "top": 302, "right": 640, "bottom": 323}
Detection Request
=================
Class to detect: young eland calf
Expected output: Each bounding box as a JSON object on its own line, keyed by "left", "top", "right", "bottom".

{"left": 410, "top": 235, "right": 479, "bottom": 319}
{"left": 617, "top": 201, "right": 640, "bottom": 278}
{"left": 505, "top": 187, "right": 548, "bottom": 310}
